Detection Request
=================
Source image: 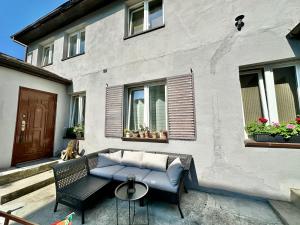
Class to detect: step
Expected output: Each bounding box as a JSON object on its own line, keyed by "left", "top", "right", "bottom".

{"left": 291, "top": 189, "right": 300, "bottom": 209}
{"left": 269, "top": 200, "right": 300, "bottom": 225}
{"left": 0, "top": 159, "right": 59, "bottom": 186}
{"left": 0, "top": 170, "right": 54, "bottom": 204}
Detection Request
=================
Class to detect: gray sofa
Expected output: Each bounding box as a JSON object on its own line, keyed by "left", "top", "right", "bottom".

{"left": 86, "top": 148, "right": 193, "bottom": 218}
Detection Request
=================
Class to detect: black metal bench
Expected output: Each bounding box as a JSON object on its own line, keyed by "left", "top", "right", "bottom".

{"left": 52, "top": 156, "right": 111, "bottom": 224}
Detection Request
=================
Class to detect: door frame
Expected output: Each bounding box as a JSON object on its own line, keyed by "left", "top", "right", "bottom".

{"left": 11, "top": 86, "right": 57, "bottom": 166}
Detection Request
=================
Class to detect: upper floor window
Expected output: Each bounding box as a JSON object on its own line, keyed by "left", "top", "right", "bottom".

{"left": 240, "top": 64, "right": 300, "bottom": 125}
{"left": 42, "top": 43, "right": 54, "bottom": 66}
{"left": 128, "top": 0, "right": 164, "bottom": 36}
{"left": 68, "top": 30, "right": 85, "bottom": 58}
{"left": 26, "top": 52, "right": 33, "bottom": 64}
{"left": 126, "top": 82, "right": 167, "bottom": 132}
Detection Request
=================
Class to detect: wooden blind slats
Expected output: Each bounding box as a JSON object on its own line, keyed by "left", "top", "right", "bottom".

{"left": 105, "top": 85, "right": 124, "bottom": 138}
{"left": 167, "top": 74, "right": 196, "bottom": 140}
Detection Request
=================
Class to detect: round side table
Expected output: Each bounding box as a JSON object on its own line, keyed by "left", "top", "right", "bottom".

{"left": 115, "top": 181, "right": 149, "bottom": 225}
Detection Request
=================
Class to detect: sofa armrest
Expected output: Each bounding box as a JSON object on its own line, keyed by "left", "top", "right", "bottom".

{"left": 86, "top": 149, "right": 110, "bottom": 170}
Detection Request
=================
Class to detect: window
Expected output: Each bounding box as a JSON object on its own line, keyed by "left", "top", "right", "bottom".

{"left": 240, "top": 64, "right": 300, "bottom": 125}
{"left": 128, "top": 0, "right": 164, "bottom": 36}
{"left": 68, "top": 30, "right": 85, "bottom": 58}
{"left": 70, "top": 94, "right": 86, "bottom": 127}
{"left": 126, "top": 82, "right": 166, "bottom": 131}
{"left": 26, "top": 52, "right": 33, "bottom": 64}
{"left": 42, "top": 43, "right": 54, "bottom": 66}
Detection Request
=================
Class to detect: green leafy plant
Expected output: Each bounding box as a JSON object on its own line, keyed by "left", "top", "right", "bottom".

{"left": 73, "top": 125, "right": 84, "bottom": 138}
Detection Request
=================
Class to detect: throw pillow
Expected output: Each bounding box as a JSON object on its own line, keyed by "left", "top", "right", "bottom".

{"left": 142, "top": 152, "right": 168, "bottom": 171}
{"left": 167, "top": 157, "right": 184, "bottom": 186}
{"left": 97, "top": 150, "right": 122, "bottom": 168}
{"left": 121, "top": 151, "right": 143, "bottom": 168}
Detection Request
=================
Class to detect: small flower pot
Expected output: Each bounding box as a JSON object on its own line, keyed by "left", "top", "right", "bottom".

{"left": 125, "top": 133, "right": 131, "bottom": 138}
{"left": 139, "top": 132, "right": 145, "bottom": 138}
{"left": 287, "top": 135, "right": 300, "bottom": 143}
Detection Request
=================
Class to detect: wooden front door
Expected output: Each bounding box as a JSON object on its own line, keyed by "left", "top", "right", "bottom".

{"left": 12, "top": 87, "right": 57, "bottom": 165}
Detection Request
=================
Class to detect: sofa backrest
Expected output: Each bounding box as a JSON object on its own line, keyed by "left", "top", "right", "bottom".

{"left": 86, "top": 148, "right": 193, "bottom": 172}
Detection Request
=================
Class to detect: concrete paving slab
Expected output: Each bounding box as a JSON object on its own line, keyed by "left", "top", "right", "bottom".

{"left": 269, "top": 200, "right": 300, "bottom": 225}
{"left": 1, "top": 184, "right": 283, "bottom": 225}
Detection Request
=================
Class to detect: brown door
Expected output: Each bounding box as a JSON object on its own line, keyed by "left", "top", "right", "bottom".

{"left": 12, "top": 87, "right": 57, "bottom": 165}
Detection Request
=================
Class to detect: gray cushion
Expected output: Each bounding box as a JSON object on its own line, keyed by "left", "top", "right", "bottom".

{"left": 97, "top": 150, "right": 122, "bottom": 168}
{"left": 90, "top": 165, "right": 125, "bottom": 179}
{"left": 113, "top": 166, "right": 151, "bottom": 182}
{"left": 142, "top": 171, "right": 178, "bottom": 193}
{"left": 142, "top": 152, "right": 168, "bottom": 171}
{"left": 166, "top": 157, "right": 183, "bottom": 185}
{"left": 121, "top": 151, "right": 143, "bottom": 168}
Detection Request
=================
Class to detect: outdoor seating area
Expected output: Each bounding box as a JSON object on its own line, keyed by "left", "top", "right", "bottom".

{"left": 52, "top": 148, "right": 193, "bottom": 224}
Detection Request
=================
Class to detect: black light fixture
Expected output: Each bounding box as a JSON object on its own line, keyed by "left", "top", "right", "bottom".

{"left": 235, "top": 15, "right": 245, "bottom": 31}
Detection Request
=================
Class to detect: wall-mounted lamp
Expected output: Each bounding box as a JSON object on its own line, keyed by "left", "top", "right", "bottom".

{"left": 235, "top": 15, "right": 245, "bottom": 31}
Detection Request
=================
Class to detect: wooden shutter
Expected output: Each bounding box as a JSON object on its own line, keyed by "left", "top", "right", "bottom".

{"left": 105, "top": 85, "right": 124, "bottom": 138}
{"left": 167, "top": 74, "right": 196, "bottom": 140}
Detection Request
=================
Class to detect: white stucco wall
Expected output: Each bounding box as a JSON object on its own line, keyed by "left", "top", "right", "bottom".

{"left": 0, "top": 67, "right": 69, "bottom": 169}
{"left": 25, "top": 0, "right": 300, "bottom": 200}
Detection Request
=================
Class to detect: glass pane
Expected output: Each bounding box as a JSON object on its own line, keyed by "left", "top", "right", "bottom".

{"left": 72, "top": 97, "right": 79, "bottom": 126}
{"left": 129, "top": 89, "right": 144, "bottom": 130}
{"left": 149, "top": 85, "right": 166, "bottom": 131}
{"left": 130, "top": 7, "right": 144, "bottom": 35}
{"left": 240, "top": 74, "right": 263, "bottom": 124}
{"left": 69, "top": 34, "right": 77, "bottom": 57}
{"left": 26, "top": 53, "right": 32, "bottom": 64}
{"left": 80, "top": 31, "right": 85, "bottom": 54}
{"left": 274, "top": 66, "right": 300, "bottom": 123}
{"left": 49, "top": 44, "right": 53, "bottom": 64}
{"left": 149, "top": 0, "right": 163, "bottom": 29}
{"left": 82, "top": 96, "right": 86, "bottom": 125}
{"left": 43, "top": 47, "right": 50, "bottom": 66}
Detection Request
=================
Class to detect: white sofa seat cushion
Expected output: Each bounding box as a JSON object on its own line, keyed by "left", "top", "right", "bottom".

{"left": 166, "top": 157, "right": 184, "bottom": 185}
{"left": 142, "top": 171, "right": 178, "bottom": 193}
{"left": 121, "top": 151, "right": 143, "bottom": 168}
{"left": 142, "top": 152, "right": 168, "bottom": 172}
{"left": 90, "top": 165, "right": 125, "bottom": 179}
{"left": 97, "top": 150, "right": 122, "bottom": 168}
{"left": 113, "top": 167, "right": 151, "bottom": 182}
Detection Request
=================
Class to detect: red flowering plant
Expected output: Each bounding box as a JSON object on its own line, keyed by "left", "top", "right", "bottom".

{"left": 258, "top": 117, "right": 268, "bottom": 124}
{"left": 296, "top": 115, "right": 300, "bottom": 124}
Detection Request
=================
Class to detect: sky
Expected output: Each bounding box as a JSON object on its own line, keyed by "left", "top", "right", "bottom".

{"left": 0, "top": 0, "right": 67, "bottom": 60}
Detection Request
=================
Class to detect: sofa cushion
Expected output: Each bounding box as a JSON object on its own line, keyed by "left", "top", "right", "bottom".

{"left": 121, "top": 151, "right": 143, "bottom": 168}
{"left": 97, "top": 150, "right": 122, "bottom": 168}
{"left": 142, "top": 171, "right": 178, "bottom": 193}
{"left": 142, "top": 152, "right": 168, "bottom": 172}
{"left": 90, "top": 165, "right": 125, "bottom": 179}
{"left": 113, "top": 166, "right": 151, "bottom": 182}
{"left": 166, "top": 157, "right": 183, "bottom": 185}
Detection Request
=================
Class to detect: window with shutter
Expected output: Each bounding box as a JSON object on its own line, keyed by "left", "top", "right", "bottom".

{"left": 105, "top": 85, "right": 124, "bottom": 138}
{"left": 167, "top": 74, "right": 196, "bottom": 140}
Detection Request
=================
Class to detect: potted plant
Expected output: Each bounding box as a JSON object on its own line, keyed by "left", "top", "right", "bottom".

{"left": 160, "top": 130, "right": 168, "bottom": 139}
{"left": 124, "top": 129, "right": 131, "bottom": 138}
{"left": 65, "top": 127, "right": 77, "bottom": 139}
{"left": 139, "top": 125, "right": 145, "bottom": 138}
{"left": 132, "top": 130, "right": 139, "bottom": 138}
{"left": 151, "top": 130, "right": 158, "bottom": 139}
{"left": 73, "top": 125, "right": 84, "bottom": 139}
{"left": 144, "top": 127, "right": 150, "bottom": 138}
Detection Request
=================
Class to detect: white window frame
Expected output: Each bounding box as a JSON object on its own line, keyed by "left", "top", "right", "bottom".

{"left": 26, "top": 51, "right": 33, "bottom": 64}
{"left": 42, "top": 43, "right": 54, "bottom": 66}
{"left": 67, "top": 29, "right": 85, "bottom": 58}
{"left": 128, "top": 0, "right": 164, "bottom": 36}
{"left": 126, "top": 81, "right": 167, "bottom": 130}
{"left": 69, "top": 93, "right": 86, "bottom": 127}
{"left": 240, "top": 61, "right": 300, "bottom": 125}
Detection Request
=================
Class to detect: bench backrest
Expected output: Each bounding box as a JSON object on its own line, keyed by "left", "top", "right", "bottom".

{"left": 86, "top": 148, "right": 193, "bottom": 172}
{"left": 52, "top": 156, "right": 89, "bottom": 191}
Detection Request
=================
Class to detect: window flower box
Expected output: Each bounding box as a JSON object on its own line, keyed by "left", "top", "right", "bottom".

{"left": 246, "top": 117, "right": 300, "bottom": 144}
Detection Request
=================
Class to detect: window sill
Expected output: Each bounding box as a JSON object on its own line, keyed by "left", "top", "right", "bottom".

{"left": 122, "top": 137, "right": 168, "bottom": 143}
{"left": 245, "top": 139, "right": 300, "bottom": 149}
{"left": 124, "top": 24, "right": 165, "bottom": 40}
{"left": 62, "top": 52, "right": 85, "bottom": 61}
{"left": 63, "top": 136, "right": 85, "bottom": 140}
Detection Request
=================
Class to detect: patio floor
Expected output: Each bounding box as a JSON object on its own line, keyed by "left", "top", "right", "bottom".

{"left": 0, "top": 184, "right": 282, "bottom": 225}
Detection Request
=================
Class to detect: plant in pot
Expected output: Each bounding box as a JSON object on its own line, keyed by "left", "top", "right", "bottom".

{"left": 73, "top": 125, "right": 84, "bottom": 139}
{"left": 159, "top": 130, "right": 168, "bottom": 139}
{"left": 124, "top": 129, "right": 131, "bottom": 138}
{"left": 139, "top": 125, "right": 145, "bottom": 138}
{"left": 65, "top": 127, "right": 77, "bottom": 139}
{"left": 132, "top": 130, "right": 139, "bottom": 138}
{"left": 144, "top": 126, "right": 150, "bottom": 138}
{"left": 151, "top": 130, "right": 158, "bottom": 139}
